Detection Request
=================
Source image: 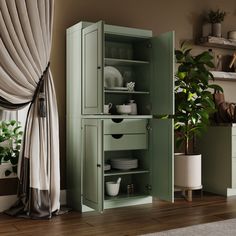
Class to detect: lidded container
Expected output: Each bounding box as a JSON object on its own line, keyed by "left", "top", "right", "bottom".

{"left": 128, "top": 100, "right": 137, "bottom": 115}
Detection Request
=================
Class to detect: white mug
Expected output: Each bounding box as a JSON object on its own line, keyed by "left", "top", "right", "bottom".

{"left": 104, "top": 103, "right": 112, "bottom": 114}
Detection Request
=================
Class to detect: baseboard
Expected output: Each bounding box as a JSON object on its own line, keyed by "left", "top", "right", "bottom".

{"left": 0, "top": 189, "right": 67, "bottom": 212}
{"left": 0, "top": 194, "right": 18, "bottom": 212}
{"left": 60, "top": 189, "right": 67, "bottom": 206}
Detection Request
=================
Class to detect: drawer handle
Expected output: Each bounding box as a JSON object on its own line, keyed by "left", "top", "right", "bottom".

{"left": 111, "top": 118, "right": 123, "bottom": 123}
{"left": 111, "top": 134, "right": 124, "bottom": 139}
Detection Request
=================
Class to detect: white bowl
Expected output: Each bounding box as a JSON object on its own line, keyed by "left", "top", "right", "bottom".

{"left": 116, "top": 105, "right": 132, "bottom": 115}
{"left": 106, "top": 181, "right": 120, "bottom": 196}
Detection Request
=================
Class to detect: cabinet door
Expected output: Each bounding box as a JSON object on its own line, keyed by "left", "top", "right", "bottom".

{"left": 82, "top": 119, "right": 103, "bottom": 211}
{"left": 151, "top": 119, "right": 174, "bottom": 202}
{"left": 82, "top": 21, "right": 104, "bottom": 114}
{"left": 151, "top": 31, "right": 175, "bottom": 115}
{"left": 151, "top": 31, "right": 174, "bottom": 202}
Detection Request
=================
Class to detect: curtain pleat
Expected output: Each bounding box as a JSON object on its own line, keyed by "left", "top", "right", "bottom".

{"left": 0, "top": 0, "right": 59, "bottom": 218}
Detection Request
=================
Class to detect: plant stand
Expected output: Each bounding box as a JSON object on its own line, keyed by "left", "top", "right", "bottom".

{"left": 175, "top": 185, "right": 203, "bottom": 202}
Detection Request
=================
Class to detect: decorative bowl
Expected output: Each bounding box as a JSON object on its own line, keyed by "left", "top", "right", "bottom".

{"left": 116, "top": 105, "right": 132, "bottom": 115}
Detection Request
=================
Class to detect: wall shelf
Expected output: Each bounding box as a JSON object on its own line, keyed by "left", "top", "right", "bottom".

{"left": 211, "top": 71, "right": 236, "bottom": 81}
{"left": 199, "top": 36, "right": 236, "bottom": 50}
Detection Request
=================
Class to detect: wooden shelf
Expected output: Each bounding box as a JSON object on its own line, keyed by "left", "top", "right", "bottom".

{"left": 104, "top": 168, "right": 150, "bottom": 176}
{"left": 211, "top": 71, "right": 236, "bottom": 81}
{"left": 105, "top": 58, "right": 149, "bottom": 66}
{"left": 199, "top": 36, "right": 236, "bottom": 50}
{"left": 105, "top": 89, "right": 150, "bottom": 95}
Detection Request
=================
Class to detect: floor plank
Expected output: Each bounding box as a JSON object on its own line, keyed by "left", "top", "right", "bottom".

{"left": 1, "top": 193, "right": 236, "bottom": 236}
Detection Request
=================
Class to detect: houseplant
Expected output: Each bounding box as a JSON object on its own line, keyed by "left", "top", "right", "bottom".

{"left": 174, "top": 44, "right": 223, "bottom": 189}
{"left": 207, "top": 9, "right": 226, "bottom": 37}
{"left": 0, "top": 120, "right": 23, "bottom": 176}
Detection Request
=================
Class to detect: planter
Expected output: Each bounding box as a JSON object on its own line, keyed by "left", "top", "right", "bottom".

{"left": 212, "top": 23, "right": 222, "bottom": 37}
{"left": 202, "top": 23, "right": 212, "bottom": 37}
{"left": 174, "top": 153, "right": 202, "bottom": 188}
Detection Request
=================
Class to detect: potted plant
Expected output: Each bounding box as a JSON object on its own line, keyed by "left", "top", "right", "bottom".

{"left": 0, "top": 120, "right": 23, "bottom": 176}
{"left": 207, "top": 9, "right": 226, "bottom": 37}
{"left": 174, "top": 44, "right": 223, "bottom": 190}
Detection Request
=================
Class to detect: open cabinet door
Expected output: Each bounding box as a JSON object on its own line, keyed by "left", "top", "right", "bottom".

{"left": 82, "top": 119, "right": 104, "bottom": 212}
{"left": 151, "top": 31, "right": 175, "bottom": 202}
{"left": 82, "top": 21, "right": 104, "bottom": 114}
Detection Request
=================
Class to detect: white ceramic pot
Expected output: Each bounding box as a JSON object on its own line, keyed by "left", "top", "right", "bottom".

{"left": 174, "top": 153, "right": 202, "bottom": 188}
{"left": 106, "top": 181, "right": 120, "bottom": 196}
{"left": 116, "top": 104, "right": 132, "bottom": 115}
{"left": 212, "top": 23, "right": 222, "bottom": 37}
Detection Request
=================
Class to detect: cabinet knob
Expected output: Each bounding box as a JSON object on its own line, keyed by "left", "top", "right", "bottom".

{"left": 97, "top": 66, "right": 101, "bottom": 69}
{"left": 97, "top": 164, "right": 101, "bottom": 167}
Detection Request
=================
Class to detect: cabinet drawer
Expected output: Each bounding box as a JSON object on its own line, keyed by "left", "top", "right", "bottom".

{"left": 232, "top": 136, "right": 236, "bottom": 157}
{"left": 232, "top": 158, "right": 236, "bottom": 188}
{"left": 104, "top": 119, "right": 147, "bottom": 134}
{"left": 104, "top": 134, "right": 147, "bottom": 151}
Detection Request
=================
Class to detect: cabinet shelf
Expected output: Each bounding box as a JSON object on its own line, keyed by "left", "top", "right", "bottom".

{"left": 104, "top": 192, "right": 149, "bottom": 201}
{"left": 211, "top": 71, "right": 236, "bottom": 81}
{"left": 105, "top": 89, "right": 150, "bottom": 95}
{"left": 199, "top": 36, "right": 236, "bottom": 50}
{"left": 104, "top": 168, "right": 150, "bottom": 176}
{"left": 105, "top": 58, "right": 149, "bottom": 66}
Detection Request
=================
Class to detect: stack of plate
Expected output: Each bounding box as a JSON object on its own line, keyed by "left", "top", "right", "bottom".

{"left": 110, "top": 158, "right": 138, "bottom": 170}
{"left": 104, "top": 163, "right": 111, "bottom": 171}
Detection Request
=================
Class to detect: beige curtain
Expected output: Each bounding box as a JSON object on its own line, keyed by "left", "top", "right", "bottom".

{"left": 0, "top": 0, "right": 60, "bottom": 218}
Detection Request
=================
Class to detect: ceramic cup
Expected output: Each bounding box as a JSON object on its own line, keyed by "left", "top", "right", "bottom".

{"left": 104, "top": 103, "right": 112, "bottom": 114}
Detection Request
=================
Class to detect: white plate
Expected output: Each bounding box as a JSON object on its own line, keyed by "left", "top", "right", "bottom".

{"left": 104, "top": 66, "right": 123, "bottom": 88}
{"left": 104, "top": 164, "right": 111, "bottom": 171}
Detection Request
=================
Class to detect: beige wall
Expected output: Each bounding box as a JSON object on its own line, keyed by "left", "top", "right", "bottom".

{"left": 52, "top": 0, "right": 235, "bottom": 189}
{"left": 1, "top": 0, "right": 235, "bottom": 195}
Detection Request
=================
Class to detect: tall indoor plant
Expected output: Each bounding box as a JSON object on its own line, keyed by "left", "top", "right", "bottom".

{"left": 174, "top": 44, "right": 223, "bottom": 190}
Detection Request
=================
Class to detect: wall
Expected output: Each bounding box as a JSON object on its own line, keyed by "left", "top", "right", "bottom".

{"left": 1, "top": 0, "right": 236, "bottom": 195}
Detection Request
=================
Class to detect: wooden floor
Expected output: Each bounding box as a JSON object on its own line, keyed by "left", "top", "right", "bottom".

{"left": 1, "top": 193, "right": 236, "bottom": 236}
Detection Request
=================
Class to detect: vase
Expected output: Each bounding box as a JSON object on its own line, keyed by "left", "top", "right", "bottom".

{"left": 174, "top": 153, "right": 202, "bottom": 188}
{"left": 202, "top": 23, "right": 211, "bottom": 37}
{"left": 212, "top": 23, "right": 222, "bottom": 37}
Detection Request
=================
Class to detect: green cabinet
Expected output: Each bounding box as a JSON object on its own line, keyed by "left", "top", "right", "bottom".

{"left": 197, "top": 126, "right": 236, "bottom": 196}
{"left": 67, "top": 21, "right": 175, "bottom": 212}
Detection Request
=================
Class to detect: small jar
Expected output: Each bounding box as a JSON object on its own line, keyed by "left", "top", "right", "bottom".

{"left": 128, "top": 100, "right": 137, "bottom": 115}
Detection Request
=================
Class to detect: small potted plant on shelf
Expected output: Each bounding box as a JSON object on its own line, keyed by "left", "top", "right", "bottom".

{"left": 0, "top": 120, "right": 23, "bottom": 176}
{"left": 174, "top": 43, "right": 223, "bottom": 192}
{"left": 207, "top": 9, "right": 226, "bottom": 37}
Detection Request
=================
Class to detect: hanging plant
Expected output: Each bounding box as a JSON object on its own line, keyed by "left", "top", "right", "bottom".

{"left": 0, "top": 120, "right": 23, "bottom": 176}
